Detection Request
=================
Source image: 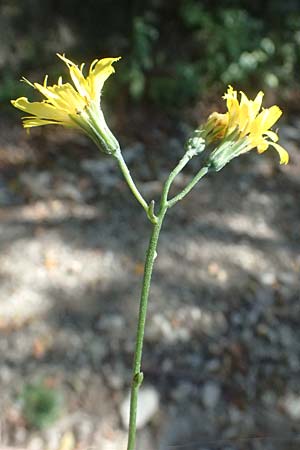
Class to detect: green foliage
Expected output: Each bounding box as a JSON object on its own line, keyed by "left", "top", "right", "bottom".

{"left": 186, "top": 7, "right": 263, "bottom": 82}
{"left": 149, "top": 63, "right": 200, "bottom": 108}
{"left": 1, "top": 0, "right": 300, "bottom": 111}
{"left": 179, "top": 4, "right": 267, "bottom": 87}
{"left": 124, "top": 14, "right": 159, "bottom": 100}
{"left": 21, "top": 381, "right": 63, "bottom": 429}
{"left": 120, "top": 3, "right": 300, "bottom": 108}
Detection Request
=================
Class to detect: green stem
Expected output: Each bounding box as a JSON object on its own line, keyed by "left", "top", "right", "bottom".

{"left": 126, "top": 149, "right": 206, "bottom": 450}
{"left": 161, "top": 147, "right": 198, "bottom": 205}
{"left": 168, "top": 166, "right": 209, "bottom": 208}
{"left": 115, "top": 150, "right": 153, "bottom": 220}
{"left": 127, "top": 205, "right": 167, "bottom": 450}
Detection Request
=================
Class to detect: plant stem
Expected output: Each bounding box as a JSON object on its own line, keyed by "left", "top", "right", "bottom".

{"left": 115, "top": 150, "right": 151, "bottom": 219}
{"left": 168, "top": 166, "right": 209, "bottom": 207}
{"left": 126, "top": 204, "right": 167, "bottom": 450}
{"left": 126, "top": 150, "right": 208, "bottom": 450}
{"left": 161, "top": 147, "right": 198, "bottom": 205}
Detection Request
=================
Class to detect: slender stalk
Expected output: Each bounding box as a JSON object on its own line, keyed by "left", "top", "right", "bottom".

{"left": 127, "top": 205, "right": 168, "bottom": 450}
{"left": 161, "top": 147, "right": 198, "bottom": 205}
{"left": 126, "top": 150, "right": 208, "bottom": 450}
{"left": 168, "top": 166, "right": 209, "bottom": 208}
{"left": 115, "top": 150, "right": 151, "bottom": 219}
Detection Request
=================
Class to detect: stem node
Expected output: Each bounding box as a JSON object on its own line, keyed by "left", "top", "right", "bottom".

{"left": 147, "top": 200, "right": 158, "bottom": 224}
{"left": 134, "top": 372, "right": 144, "bottom": 387}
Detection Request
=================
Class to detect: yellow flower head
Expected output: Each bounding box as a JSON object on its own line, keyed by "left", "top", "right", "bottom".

{"left": 204, "top": 86, "right": 289, "bottom": 169}
{"left": 11, "top": 54, "right": 121, "bottom": 154}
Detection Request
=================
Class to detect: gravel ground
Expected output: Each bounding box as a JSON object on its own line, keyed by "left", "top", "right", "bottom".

{"left": 0, "top": 117, "right": 300, "bottom": 450}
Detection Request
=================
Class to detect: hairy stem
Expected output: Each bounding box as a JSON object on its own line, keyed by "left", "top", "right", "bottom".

{"left": 126, "top": 150, "right": 207, "bottom": 450}
{"left": 115, "top": 150, "right": 154, "bottom": 221}
{"left": 127, "top": 205, "right": 167, "bottom": 450}
{"left": 168, "top": 166, "right": 209, "bottom": 207}
{"left": 161, "top": 147, "right": 198, "bottom": 205}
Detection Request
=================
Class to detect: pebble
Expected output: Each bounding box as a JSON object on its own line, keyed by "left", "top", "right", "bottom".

{"left": 107, "top": 372, "right": 124, "bottom": 390}
{"left": 282, "top": 393, "right": 300, "bottom": 420}
{"left": 259, "top": 272, "right": 277, "bottom": 286}
{"left": 20, "top": 171, "right": 52, "bottom": 197}
{"left": 280, "top": 124, "right": 300, "bottom": 140}
{"left": 96, "top": 314, "right": 125, "bottom": 334}
{"left": 28, "top": 436, "right": 44, "bottom": 450}
{"left": 120, "top": 386, "right": 159, "bottom": 430}
{"left": 261, "top": 390, "right": 277, "bottom": 407}
{"left": 202, "top": 381, "right": 221, "bottom": 409}
{"left": 279, "top": 272, "right": 297, "bottom": 286}
{"left": 76, "top": 420, "right": 94, "bottom": 442}
{"left": 171, "top": 382, "right": 195, "bottom": 402}
{"left": 1, "top": 123, "right": 300, "bottom": 450}
{"left": 0, "top": 365, "right": 12, "bottom": 384}
{"left": 56, "top": 181, "right": 83, "bottom": 201}
{"left": 14, "top": 427, "right": 27, "bottom": 444}
{"left": 205, "top": 359, "right": 221, "bottom": 373}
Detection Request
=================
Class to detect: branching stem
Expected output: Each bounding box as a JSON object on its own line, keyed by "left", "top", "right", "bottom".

{"left": 126, "top": 147, "right": 208, "bottom": 450}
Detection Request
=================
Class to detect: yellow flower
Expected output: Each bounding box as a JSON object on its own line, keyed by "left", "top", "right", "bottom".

{"left": 204, "top": 85, "right": 289, "bottom": 169}
{"left": 11, "top": 54, "right": 121, "bottom": 154}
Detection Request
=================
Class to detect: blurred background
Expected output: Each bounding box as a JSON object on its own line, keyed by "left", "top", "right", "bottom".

{"left": 0, "top": 1, "right": 300, "bottom": 449}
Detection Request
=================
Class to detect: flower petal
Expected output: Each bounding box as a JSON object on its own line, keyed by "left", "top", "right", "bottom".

{"left": 270, "top": 142, "right": 289, "bottom": 164}
{"left": 87, "top": 57, "right": 121, "bottom": 102}
{"left": 253, "top": 105, "right": 282, "bottom": 134}
{"left": 57, "top": 54, "right": 90, "bottom": 98}
{"left": 264, "top": 130, "right": 279, "bottom": 142}
{"left": 11, "top": 97, "right": 70, "bottom": 123}
{"left": 207, "top": 85, "right": 289, "bottom": 166}
{"left": 22, "top": 117, "right": 65, "bottom": 127}
{"left": 256, "top": 139, "right": 269, "bottom": 153}
{"left": 252, "top": 91, "right": 264, "bottom": 117}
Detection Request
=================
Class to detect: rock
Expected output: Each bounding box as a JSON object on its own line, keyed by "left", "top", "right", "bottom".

{"left": 14, "top": 427, "right": 27, "bottom": 444}
{"left": 202, "top": 381, "right": 221, "bottom": 409}
{"left": 20, "top": 171, "right": 52, "bottom": 197}
{"left": 0, "top": 176, "right": 21, "bottom": 206}
{"left": 158, "top": 404, "right": 216, "bottom": 450}
{"left": 76, "top": 419, "right": 94, "bottom": 442}
{"left": 80, "top": 158, "right": 119, "bottom": 191}
{"left": 279, "top": 272, "right": 297, "bottom": 286}
{"left": 171, "top": 382, "right": 194, "bottom": 402}
{"left": 95, "top": 426, "right": 128, "bottom": 450}
{"left": 44, "top": 429, "right": 61, "bottom": 450}
{"left": 259, "top": 272, "right": 277, "bottom": 286}
{"left": 145, "top": 314, "right": 174, "bottom": 343}
{"left": 81, "top": 158, "right": 116, "bottom": 176}
{"left": 96, "top": 314, "right": 125, "bottom": 334}
{"left": 135, "top": 428, "right": 157, "bottom": 450}
{"left": 106, "top": 372, "right": 124, "bottom": 390}
{"left": 282, "top": 393, "right": 300, "bottom": 420}
{"left": 261, "top": 390, "right": 277, "bottom": 407}
{"left": 280, "top": 124, "right": 300, "bottom": 141}
{"left": 55, "top": 181, "right": 83, "bottom": 201}
{"left": 146, "top": 307, "right": 227, "bottom": 343}
{"left": 205, "top": 359, "right": 221, "bottom": 373}
{"left": 120, "top": 386, "right": 159, "bottom": 430}
{"left": 89, "top": 339, "right": 107, "bottom": 366}
{"left": 27, "top": 436, "right": 44, "bottom": 450}
{"left": 279, "top": 325, "right": 293, "bottom": 347}
{"left": 0, "top": 364, "right": 12, "bottom": 384}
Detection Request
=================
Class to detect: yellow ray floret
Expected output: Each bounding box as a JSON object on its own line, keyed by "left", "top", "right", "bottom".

{"left": 206, "top": 85, "right": 289, "bottom": 165}
{"left": 11, "top": 54, "right": 121, "bottom": 129}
